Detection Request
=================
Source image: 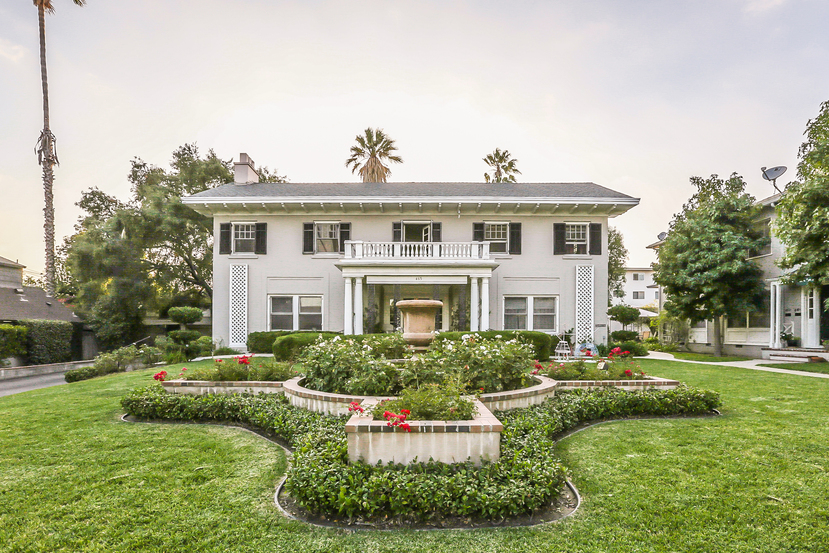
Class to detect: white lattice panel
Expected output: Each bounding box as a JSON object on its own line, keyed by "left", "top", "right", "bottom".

{"left": 575, "top": 265, "right": 594, "bottom": 343}
{"left": 229, "top": 264, "right": 248, "bottom": 347}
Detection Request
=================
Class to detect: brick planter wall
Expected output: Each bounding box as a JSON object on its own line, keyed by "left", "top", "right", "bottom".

{"left": 161, "top": 379, "right": 284, "bottom": 396}
{"left": 345, "top": 399, "right": 502, "bottom": 466}
{"left": 554, "top": 375, "right": 680, "bottom": 391}
{"left": 479, "top": 375, "right": 557, "bottom": 411}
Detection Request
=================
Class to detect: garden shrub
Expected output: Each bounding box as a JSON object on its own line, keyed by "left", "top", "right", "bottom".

{"left": 213, "top": 346, "right": 240, "bottom": 356}
{"left": 64, "top": 366, "right": 98, "bottom": 383}
{"left": 610, "top": 330, "right": 639, "bottom": 342}
{"left": 247, "top": 331, "right": 292, "bottom": 353}
{"left": 272, "top": 332, "right": 341, "bottom": 361}
{"left": 540, "top": 358, "right": 647, "bottom": 380}
{"left": 609, "top": 340, "right": 649, "bottom": 357}
{"left": 167, "top": 306, "right": 204, "bottom": 326}
{"left": 184, "top": 357, "right": 299, "bottom": 382}
{"left": 349, "top": 333, "right": 409, "bottom": 359}
{"left": 121, "top": 382, "right": 719, "bottom": 523}
{"left": 0, "top": 324, "right": 27, "bottom": 360}
{"left": 371, "top": 384, "right": 477, "bottom": 421}
{"left": 21, "top": 320, "right": 72, "bottom": 365}
{"left": 434, "top": 330, "right": 552, "bottom": 360}
{"left": 299, "top": 336, "right": 401, "bottom": 395}
{"left": 65, "top": 344, "right": 158, "bottom": 383}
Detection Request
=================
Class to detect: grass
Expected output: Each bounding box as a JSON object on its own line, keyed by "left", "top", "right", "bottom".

{"left": 0, "top": 360, "right": 827, "bottom": 552}
{"left": 669, "top": 351, "right": 752, "bottom": 363}
{"left": 756, "top": 362, "right": 829, "bottom": 374}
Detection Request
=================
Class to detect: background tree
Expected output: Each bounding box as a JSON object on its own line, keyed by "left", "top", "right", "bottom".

{"left": 33, "top": 0, "right": 87, "bottom": 298}
{"left": 607, "top": 226, "right": 629, "bottom": 303}
{"left": 775, "top": 101, "right": 829, "bottom": 301}
{"left": 653, "top": 173, "right": 766, "bottom": 356}
{"left": 483, "top": 148, "right": 521, "bottom": 183}
{"left": 65, "top": 144, "right": 249, "bottom": 348}
{"left": 607, "top": 304, "right": 640, "bottom": 330}
{"left": 345, "top": 128, "right": 402, "bottom": 183}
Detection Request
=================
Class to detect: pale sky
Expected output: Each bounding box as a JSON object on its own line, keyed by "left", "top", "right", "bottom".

{"left": 1, "top": 0, "right": 827, "bottom": 274}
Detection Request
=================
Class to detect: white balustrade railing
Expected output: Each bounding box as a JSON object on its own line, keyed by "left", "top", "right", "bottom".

{"left": 344, "top": 241, "right": 491, "bottom": 260}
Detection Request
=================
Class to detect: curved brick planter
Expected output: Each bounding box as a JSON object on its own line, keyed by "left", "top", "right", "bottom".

{"left": 554, "top": 375, "right": 680, "bottom": 391}
{"left": 479, "top": 375, "right": 558, "bottom": 411}
{"left": 161, "top": 379, "right": 284, "bottom": 396}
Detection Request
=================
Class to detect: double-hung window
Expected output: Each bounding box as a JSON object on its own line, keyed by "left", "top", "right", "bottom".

{"left": 232, "top": 223, "right": 256, "bottom": 253}
{"left": 484, "top": 222, "right": 509, "bottom": 253}
{"left": 503, "top": 296, "right": 557, "bottom": 332}
{"left": 269, "top": 295, "right": 323, "bottom": 331}
{"left": 632, "top": 291, "right": 645, "bottom": 300}
{"left": 565, "top": 223, "right": 589, "bottom": 255}
{"left": 218, "top": 222, "right": 267, "bottom": 255}
{"left": 315, "top": 222, "right": 340, "bottom": 253}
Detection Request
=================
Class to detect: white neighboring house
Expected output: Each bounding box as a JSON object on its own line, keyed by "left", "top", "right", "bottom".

{"left": 609, "top": 267, "right": 659, "bottom": 337}
{"left": 181, "top": 154, "right": 639, "bottom": 351}
{"left": 649, "top": 193, "right": 826, "bottom": 359}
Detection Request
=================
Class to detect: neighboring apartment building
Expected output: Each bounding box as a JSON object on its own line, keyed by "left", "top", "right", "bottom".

{"left": 181, "top": 154, "right": 639, "bottom": 350}
{"left": 650, "top": 193, "right": 826, "bottom": 359}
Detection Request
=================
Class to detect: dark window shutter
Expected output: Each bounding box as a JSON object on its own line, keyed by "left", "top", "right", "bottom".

{"left": 589, "top": 223, "right": 602, "bottom": 255}
{"left": 473, "top": 222, "right": 485, "bottom": 242}
{"left": 509, "top": 222, "right": 522, "bottom": 255}
{"left": 339, "top": 222, "right": 351, "bottom": 253}
{"left": 219, "top": 223, "right": 231, "bottom": 254}
{"left": 392, "top": 222, "right": 402, "bottom": 242}
{"left": 553, "top": 223, "right": 566, "bottom": 255}
{"left": 255, "top": 223, "right": 267, "bottom": 255}
{"left": 431, "top": 222, "right": 442, "bottom": 242}
{"left": 303, "top": 223, "right": 314, "bottom": 254}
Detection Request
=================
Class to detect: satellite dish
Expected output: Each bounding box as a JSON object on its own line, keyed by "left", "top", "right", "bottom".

{"left": 657, "top": 231, "right": 667, "bottom": 241}
{"left": 761, "top": 166, "right": 787, "bottom": 193}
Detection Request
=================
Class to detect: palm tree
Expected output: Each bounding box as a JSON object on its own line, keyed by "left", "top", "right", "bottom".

{"left": 345, "top": 128, "right": 403, "bottom": 183}
{"left": 34, "top": 0, "right": 86, "bottom": 297}
{"left": 483, "top": 148, "right": 521, "bottom": 183}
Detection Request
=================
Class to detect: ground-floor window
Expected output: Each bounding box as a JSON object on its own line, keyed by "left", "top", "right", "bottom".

{"left": 503, "top": 296, "right": 557, "bottom": 332}
{"left": 269, "top": 295, "right": 323, "bottom": 331}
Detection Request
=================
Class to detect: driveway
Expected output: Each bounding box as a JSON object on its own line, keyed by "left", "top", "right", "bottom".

{"left": 0, "top": 372, "right": 68, "bottom": 398}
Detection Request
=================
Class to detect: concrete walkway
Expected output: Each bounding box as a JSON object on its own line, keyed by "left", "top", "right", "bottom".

{"left": 643, "top": 350, "right": 829, "bottom": 379}
{"left": 0, "top": 372, "right": 69, "bottom": 398}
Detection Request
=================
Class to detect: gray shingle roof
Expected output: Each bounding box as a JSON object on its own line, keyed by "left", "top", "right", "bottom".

{"left": 0, "top": 287, "right": 83, "bottom": 324}
{"left": 0, "top": 256, "right": 25, "bottom": 269}
{"left": 184, "top": 182, "right": 637, "bottom": 202}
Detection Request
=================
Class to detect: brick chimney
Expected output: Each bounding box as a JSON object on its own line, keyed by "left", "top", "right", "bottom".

{"left": 233, "top": 153, "right": 259, "bottom": 184}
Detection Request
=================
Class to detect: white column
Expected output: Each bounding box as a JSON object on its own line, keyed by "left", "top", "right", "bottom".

{"left": 480, "top": 277, "right": 490, "bottom": 331}
{"left": 770, "top": 282, "right": 783, "bottom": 349}
{"left": 470, "top": 277, "right": 480, "bottom": 332}
{"left": 343, "top": 277, "right": 353, "bottom": 335}
{"left": 354, "top": 277, "right": 364, "bottom": 334}
{"left": 806, "top": 286, "right": 821, "bottom": 348}
{"left": 801, "top": 286, "right": 809, "bottom": 346}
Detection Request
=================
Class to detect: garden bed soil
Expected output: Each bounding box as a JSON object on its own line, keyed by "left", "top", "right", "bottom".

{"left": 276, "top": 480, "right": 579, "bottom": 530}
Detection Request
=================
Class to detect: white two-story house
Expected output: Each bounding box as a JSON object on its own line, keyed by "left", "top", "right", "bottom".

{"left": 182, "top": 154, "right": 639, "bottom": 350}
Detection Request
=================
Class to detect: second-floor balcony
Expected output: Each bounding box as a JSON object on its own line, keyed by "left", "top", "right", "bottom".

{"left": 343, "top": 241, "right": 492, "bottom": 261}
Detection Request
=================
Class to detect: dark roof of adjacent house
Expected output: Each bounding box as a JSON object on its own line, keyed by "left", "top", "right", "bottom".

{"left": 0, "top": 286, "right": 82, "bottom": 324}
{"left": 0, "top": 256, "right": 25, "bottom": 269}
{"left": 184, "top": 182, "right": 638, "bottom": 202}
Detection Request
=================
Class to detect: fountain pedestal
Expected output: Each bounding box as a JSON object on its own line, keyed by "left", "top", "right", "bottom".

{"left": 395, "top": 299, "right": 443, "bottom": 349}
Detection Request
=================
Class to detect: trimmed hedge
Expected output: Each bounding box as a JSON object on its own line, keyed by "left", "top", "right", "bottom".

{"left": 167, "top": 306, "right": 203, "bottom": 326}
{"left": 434, "top": 330, "right": 554, "bottom": 360}
{"left": 0, "top": 324, "right": 27, "bottom": 360}
{"left": 21, "top": 320, "right": 72, "bottom": 365}
{"left": 120, "top": 383, "right": 720, "bottom": 523}
{"left": 610, "top": 330, "right": 639, "bottom": 342}
{"left": 247, "top": 331, "right": 294, "bottom": 353}
{"left": 609, "top": 340, "right": 649, "bottom": 357}
{"left": 272, "top": 332, "right": 341, "bottom": 361}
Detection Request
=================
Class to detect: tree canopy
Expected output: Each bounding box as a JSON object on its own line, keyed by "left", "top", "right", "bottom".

{"left": 775, "top": 101, "right": 829, "bottom": 296}
{"left": 345, "top": 128, "right": 402, "bottom": 183}
{"left": 607, "top": 304, "right": 640, "bottom": 328}
{"left": 607, "top": 226, "right": 628, "bottom": 302}
{"left": 64, "top": 144, "right": 270, "bottom": 348}
{"left": 483, "top": 148, "right": 521, "bottom": 183}
{"left": 653, "top": 173, "right": 766, "bottom": 355}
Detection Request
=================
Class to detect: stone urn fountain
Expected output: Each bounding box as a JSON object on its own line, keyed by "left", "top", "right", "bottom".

{"left": 395, "top": 299, "right": 443, "bottom": 349}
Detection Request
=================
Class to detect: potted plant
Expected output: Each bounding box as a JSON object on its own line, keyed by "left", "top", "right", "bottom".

{"left": 780, "top": 332, "right": 800, "bottom": 348}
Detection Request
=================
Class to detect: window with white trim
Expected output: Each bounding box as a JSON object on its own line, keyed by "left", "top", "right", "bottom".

{"left": 269, "top": 295, "right": 323, "bottom": 331}
{"left": 727, "top": 293, "right": 770, "bottom": 329}
{"left": 632, "top": 273, "right": 646, "bottom": 281}
{"left": 503, "top": 296, "right": 557, "bottom": 332}
{"left": 632, "top": 291, "right": 645, "bottom": 300}
{"left": 315, "top": 222, "right": 340, "bottom": 253}
{"left": 565, "top": 223, "right": 588, "bottom": 255}
{"left": 233, "top": 223, "right": 256, "bottom": 253}
{"left": 484, "top": 222, "right": 509, "bottom": 253}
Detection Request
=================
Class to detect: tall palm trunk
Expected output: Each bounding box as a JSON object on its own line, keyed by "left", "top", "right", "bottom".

{"left": 37, "top": 4, "right": 57, "bottom": 297}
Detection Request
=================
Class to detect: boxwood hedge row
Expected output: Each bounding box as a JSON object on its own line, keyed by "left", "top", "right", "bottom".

{"left": 121, "top": 384, "right": 720, "bottom": 523}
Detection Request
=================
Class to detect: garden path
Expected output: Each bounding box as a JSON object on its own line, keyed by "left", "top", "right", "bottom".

{"left": 643, "top": 351, "right": 829, "bottom": 379}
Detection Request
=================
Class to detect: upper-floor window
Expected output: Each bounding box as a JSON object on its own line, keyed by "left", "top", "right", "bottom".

{"left": 632, "top": 273, "right": 646, "bottom": 281}
{"left": 748, "top": 219, "right": 772, "bottom": 258}
{"left": 218, "top": 222, "right": 267, "bottom": 255}
{"left": 303, "top": 222, "right": 351, "bottom": 254}
{"left": 484, "top": 222, "right": 509, "bottom": 253}
{"left": 565, "top": 223, "right": 589, "bottom": 255}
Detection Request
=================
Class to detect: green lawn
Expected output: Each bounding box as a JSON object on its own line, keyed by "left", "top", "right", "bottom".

{"left": 669, "top": 351, "right": 752, "bottom": 363}
{"left": 1, "top": 360, "right": 827, "bottom": 552}
{"left": 756, "top": 362, "right": 829, "bottom": 375}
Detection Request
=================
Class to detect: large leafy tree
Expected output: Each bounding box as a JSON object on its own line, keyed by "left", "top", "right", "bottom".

{"left": 483, "top": 148, "right": 521, "bottom": 183}
{"left": 65, "top": 145, "right": 260, "bottom": 348}
{"left": 653, "top": 174, "right": 766, "bottom": 356}
{"left": 607, "top": 226, "right": 628, "bottom": 302}
{"left": 33, "top": 0, "right": 87, "bottom": 298}
{"left": 345, "top": 128, "right": 402, "bottom": 183}
{"left": 775, "top": 101, "right": 829, "bottom": 299}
